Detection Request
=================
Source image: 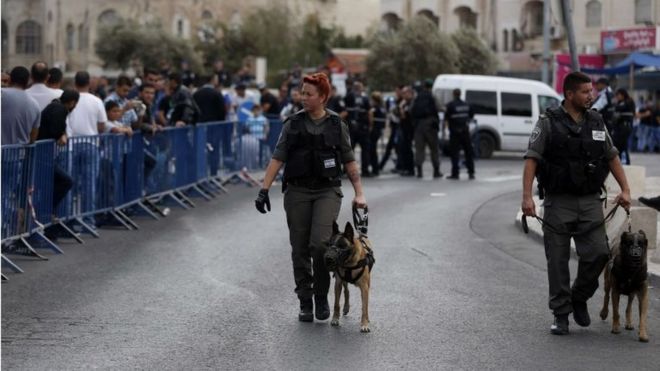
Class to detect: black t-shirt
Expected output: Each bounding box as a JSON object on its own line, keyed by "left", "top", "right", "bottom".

{"left": 37, "top": 100, "right": 68, "bottom": 141}
{"left": 260, "top": 92, "right": 280, "bottom": 117}
{"left": 640, "top": 108, "right": 655, "bottom": 126}
{"left": 326, "top": 96, "right": 346, "bottom": 116}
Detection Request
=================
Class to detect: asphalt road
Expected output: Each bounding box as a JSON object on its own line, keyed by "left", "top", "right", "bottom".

{"left": 3, "top": 153, "right": 660, "bottom": 370}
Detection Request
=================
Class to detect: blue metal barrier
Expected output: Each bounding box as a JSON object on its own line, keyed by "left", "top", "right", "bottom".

{"left": 1, "top": 144, "right": 32, "bottom": 243}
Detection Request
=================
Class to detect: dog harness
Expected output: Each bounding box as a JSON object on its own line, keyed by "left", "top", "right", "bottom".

{"left": 336, "top": 237, "right": 375, "bottom": 284}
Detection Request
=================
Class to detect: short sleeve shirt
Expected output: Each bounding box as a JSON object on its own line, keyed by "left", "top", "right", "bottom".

{"left": 1, "top": 88, "right": 41, "bottom": 145}
{"left": 272, "top": 110, "right": 355, "bottom": 164}
{"left": 524, "top": 104, "right": 618, "bottom": 161}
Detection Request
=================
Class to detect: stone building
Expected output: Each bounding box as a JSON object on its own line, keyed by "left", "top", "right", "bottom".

{"left": 1, "top": 0, "right": 379, "bottom": 73}
{"left": 379, "top": 0, "right": 660, "bottom": 77}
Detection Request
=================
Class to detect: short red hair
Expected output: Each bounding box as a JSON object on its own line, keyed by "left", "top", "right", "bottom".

{"left": 302, "top": 73, "right": 331, "bottom": 103}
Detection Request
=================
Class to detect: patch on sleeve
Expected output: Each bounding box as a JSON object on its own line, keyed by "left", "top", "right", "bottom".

{"left": 530, "top": 125, "right": 542, "bottom": 143}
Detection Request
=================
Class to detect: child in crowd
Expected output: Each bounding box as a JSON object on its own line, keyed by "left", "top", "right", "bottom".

{"left": 105, "top": 101, "right": 133, "bottom": 136}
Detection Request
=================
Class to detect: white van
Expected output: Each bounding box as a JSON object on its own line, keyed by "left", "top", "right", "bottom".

{"left": 433, "top": 74, "right": 561, "bottom": 158}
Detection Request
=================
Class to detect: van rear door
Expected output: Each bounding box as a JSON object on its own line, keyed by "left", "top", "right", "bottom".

{"left": 499, "top": 91, "right": 534, "bottom": 151}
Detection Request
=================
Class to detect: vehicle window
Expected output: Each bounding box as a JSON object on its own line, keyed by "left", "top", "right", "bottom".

{"left": 465, "top": 90, "right": 497, "bottom": 115}
{"left": 538, "top": 95, "right": 560, "bottom": 113}
{"left": 501, "top": 92, "right": 532, "bottom": 117}
{"left": 433, "top": 88, "right": 453, "bottom": 111}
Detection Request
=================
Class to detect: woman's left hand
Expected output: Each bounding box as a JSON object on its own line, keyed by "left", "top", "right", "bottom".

{"left": 353, "top": 194, "right": 367, "bottom": 209}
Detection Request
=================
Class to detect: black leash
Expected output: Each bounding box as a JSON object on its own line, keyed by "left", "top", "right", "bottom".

{"left": 352, "top": 204, "right": 368, "bottom": 236}
{"left": 523, "top": 204, "right": 621, "bottom": 236}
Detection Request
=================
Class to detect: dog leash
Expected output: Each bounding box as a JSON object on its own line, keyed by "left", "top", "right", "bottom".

{"left": 352, "top": 204, "right": 368, "bottom": 236}
{"left": 522, "top": 204, "right": 620, "bottom": 236}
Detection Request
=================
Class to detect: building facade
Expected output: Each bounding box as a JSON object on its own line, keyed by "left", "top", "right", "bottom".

{"left": 1, "top": 0, "right": 379, "bottom": 74}
{"left": 379, "top": 0, "right": 660, "bottom": 75}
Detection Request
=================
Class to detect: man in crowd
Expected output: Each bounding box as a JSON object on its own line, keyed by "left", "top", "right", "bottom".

{"left": 258, "top": 83, "right": 280, "bottom": 118}
{"left": 397, "top": 86, "right": 416, "bottom": 176}
{"left": 1, "top": 66, "right": 41, "bottom": 145}
{"left": 105, "top": 75, "right": 140, "bottom": 128}
{"left": 591, "top": 78, "right": 615, "bottom": 132}
{"left": 37, "top": 89, "right": 79, "bottom": 237}
{"left": 26, "top": 61, "right": 62, "bottom": 111}
{"left": 280, "top": 87, "right": 303, "bottom": 119}
{"left": 67, "top": 71, "right": 107, "bottom": 228}
{"left": 411, "top": 79, "right": 442, "bottom": 179}
{"left": 326, "top": 85, "right": 347, "bottom": 120}
{"left": 167, "top": 72, "right": 199, "bottom": 127}
{"left": 193, "top": 75, "right": 226, "bottom": 123}
{"left": 46, "top": 67, "right": 64, "bottom": 94}
{"left": 444, "top": 88, "right": 476, "bottom": 180}
{"left": 214, "top": 60, "right": 231, "bottom": 88}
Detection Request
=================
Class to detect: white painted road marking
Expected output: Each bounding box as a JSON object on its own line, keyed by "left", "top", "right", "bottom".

{"left": 430, "top": 193, "right": 447, "bottom": 197}
{"left": 480, "top": 175, "right": 522, "bottom": 183}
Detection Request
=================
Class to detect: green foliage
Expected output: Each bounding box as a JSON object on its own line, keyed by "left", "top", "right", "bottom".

{"left": 451, "top": 28, "right": 498, "bottom": 75}
{"left": 366, "top": 17, "right": 460, "bottom": 91}
{"left": 95, "top": 20, "right": 202, "bottom": 72}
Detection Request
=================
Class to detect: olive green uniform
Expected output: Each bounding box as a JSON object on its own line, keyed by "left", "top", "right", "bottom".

{"left": 273, "top": 110, "right": 355, "bottom": 300}
{"left": 525, "top": 104, "right": 618, "bottom": 316}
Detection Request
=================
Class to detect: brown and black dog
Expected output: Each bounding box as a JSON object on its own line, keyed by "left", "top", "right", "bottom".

{"left": 324, "top": 222, "right": 374, "bottom": 333}
{"left": 599, "top": 230, "right": 649, "bottom": 342}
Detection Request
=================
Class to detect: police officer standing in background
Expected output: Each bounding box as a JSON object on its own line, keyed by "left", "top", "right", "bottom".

{"left": 411, "top": 79, "right": 442, "bottom": 179}
{"left": 254, "top": 73, "right": 367, "bottom": 323}
{"left": 521, "top": 72, "right": 631, "bottom": 336}
{"left": 344, "top": 81, "right": 373, "bottom": 176}
{"left": 591, "top": 77, "right": 615, "bottom": 132}
{"left": 444, "top": 88, "right": 475, "bottom": 180}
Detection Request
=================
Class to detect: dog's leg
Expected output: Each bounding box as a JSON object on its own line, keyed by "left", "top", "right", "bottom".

{"left": 331, "top": 278, "right": 342, "bottom": 327}
{"left": 611, "top": 287, "right": 621, "bottom": 334}
{"left": 600, "top": 267, "right": 610, "bottom": 320}
{"left": 359, "top": 278, "right": 370, "bottom": 333}
{"left": 638, "top": 285, "right": 649, "bottom": 343}
{"left": 342, "top": 281, "right": 350, "bottom": 316}
{"left": 625, "top": 294, "right": 634, "bottom": 330}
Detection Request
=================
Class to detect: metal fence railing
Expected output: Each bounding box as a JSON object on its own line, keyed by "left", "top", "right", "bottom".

{"left": 1, "top": 120, "right": 284, "bottom": 276}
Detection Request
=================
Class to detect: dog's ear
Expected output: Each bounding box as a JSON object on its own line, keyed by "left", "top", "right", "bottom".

{"left": 333, "top": 221, "right": 340, "bottom": 235}
{"left": 344, "top": 222, "right": 354, "bottom": 241}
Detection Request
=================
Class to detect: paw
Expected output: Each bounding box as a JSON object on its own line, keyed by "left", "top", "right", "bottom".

{"left": 360, "top": 325, "right": 371, "bottom": 333}
{"left": 331, "top": 319, "right": 340, "bottom": 327}
{"left": 639, "top": 334, "right": 649, "bottom": 343}
{"left": 611, "top": 327, "right": 621, "bottom": 334}
{"left": 625, "top": 324, "right": 635, "bottom": 331}
{"left": 343, "top": 305, "right": 350, "bottom": 316}
{"left": 599, "top": 310, "right": 608, "bottom": 320}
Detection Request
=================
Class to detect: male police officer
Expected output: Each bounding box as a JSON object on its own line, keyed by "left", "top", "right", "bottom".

{"left": 444, "top": 88, "right": 475, "bottom": 180}
{"left": 411, "top": 79, "right": 442, "bottom": 178}
{"left": 521, "top": 72, "right": 631, "bottom": 335}
{"left": 591, "top": 77, "right": 615, "bottom": 132}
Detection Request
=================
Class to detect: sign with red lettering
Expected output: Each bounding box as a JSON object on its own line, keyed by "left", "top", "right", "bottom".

{"left": 554, "top": 54, "right": 605, "bottom": 94}
{"left": 601, "top": 27, "right": 658, "bottom": 54}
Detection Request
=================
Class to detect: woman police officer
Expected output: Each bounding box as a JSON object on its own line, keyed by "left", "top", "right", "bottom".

{"left": 254, "top": 73, "right": 367, "bottom": 322}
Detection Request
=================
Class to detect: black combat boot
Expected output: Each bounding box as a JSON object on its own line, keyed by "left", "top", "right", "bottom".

{"left": 433, "top": 168, "right": 442, "bottom": 179}
{"left": 572, "top": 300, "right": 591, "bottom": 327}
{"left": 299, "top": 298, "right": 314, "bottom": 322}
{"left": 416, "top": 166, "right": 423, "bottom": 178}
{"left": 314, "top": 295, "right": 330, "bottom": 320}
{"left": 551, "top": 314, "right": 569, "bottom": 335}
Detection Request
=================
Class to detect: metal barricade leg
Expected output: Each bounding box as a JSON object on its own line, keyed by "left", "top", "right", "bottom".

{"left": 18, "top": 237, "right": 48, "bottom": 260}
{"left": 174, "top": 190, "right": 196, "bottom": 208}
{"left": 166, "top": 193, "right": 191, "bottom": 210}
{"left": 2, "top": 254, "right": 24, "bottom": 273}
{"left": 32, "top": 231, "right": 65, "bottom": 254}
{"left": 57, "top": 220, "right": 84, "bottom": 244}
{"left": 107, "top": 210, "right": 134, "bottom": 230}
{"left": 74, "top": 217, "right": 100, "bottom": 238}
{"left": 132, "top": 200, "right": 161, "bottom": 220}
{"left": 114, "top": 209, "right": 139, "bottom": 230}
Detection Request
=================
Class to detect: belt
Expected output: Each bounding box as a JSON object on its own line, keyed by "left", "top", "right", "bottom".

{"left": 287, "top": 178, "right": 341, "bottom": 190}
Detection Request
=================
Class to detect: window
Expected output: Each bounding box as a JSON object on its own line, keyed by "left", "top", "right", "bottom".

{"left": 202, "top": 10, "right": 213, "bottom": 20}
{"left": 454, "top": 6, "right": 477, "bottom": 29}
{"left": 586, "top": 1, "right": 602, "bottom": 27}
{"left": 521, "top": 1, "right": 543, "bottom": 37}
{"left": 538, "top": 95, "right": 560, "bottom": 113}
{"left": 177, "top": 19, "right": 184, "bottom": 37}
{"left": 78, "top": 24, "right": 88, "bottom": 51}
{"left": 98, "top": 9, "right": 121, "bottom": 27}
{"left": 16, "top": 20, "right": 42, "bottom": 54}
{"left": 66, "top": 23, "right": 75, "bottom": 51}
{"left": 502, "top": 29, "right": 509, "bottom": 52}
{"left": 502, "top": 92, "right": 532, "bottom": 117}
{"left": 635, "top": 0, "right": 652, "bottom": 24}
{"left": 466, "top": 90, "right": 497, "bottom": 115}
{"left": 2, "top": 20, "right": 8, "bottom": 54}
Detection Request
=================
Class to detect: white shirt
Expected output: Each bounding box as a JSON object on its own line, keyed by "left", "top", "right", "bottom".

{"left": 104, "top": 119, "right": 129, "bottom": 133}
{"left": 26, "top": 83, "right": 62, "bottom": 111}
{"left": 591, "top": 86, "right": 612, "bottom": 112}
{"left": 67, "top": 92, "right": 107, "bottom": 137}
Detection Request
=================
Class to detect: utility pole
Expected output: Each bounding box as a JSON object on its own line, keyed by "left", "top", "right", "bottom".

{"left": 541, "top": 0, "right": 551, "bottom": 84}
{"left": 560, "top": 0, "right": 579, "bottom": 71}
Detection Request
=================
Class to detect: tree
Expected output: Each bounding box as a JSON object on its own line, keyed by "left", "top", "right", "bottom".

{"left": 95, "top": 20, "right": 202, "bottom": 72}
{"left": 366, "top": 17, "right": 459, "bottom": 91}
{"left": 451, "top": 28, "right": 498, "bottom": 75}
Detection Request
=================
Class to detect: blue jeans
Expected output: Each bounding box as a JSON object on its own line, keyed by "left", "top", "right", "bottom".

{"left": 636, "top": 124, "right": 653, "bottom": 152}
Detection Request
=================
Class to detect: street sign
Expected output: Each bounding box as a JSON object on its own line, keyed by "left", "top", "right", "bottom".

{"left": 601, "top": 27, "right": 659, "bottom": 54}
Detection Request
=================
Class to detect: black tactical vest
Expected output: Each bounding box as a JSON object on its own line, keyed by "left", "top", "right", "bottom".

{"left": 283, "top": 112, "right": 343, "bottom": 187}
{"left": 537, "top": 107, "right": 610, "bottom": 196}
